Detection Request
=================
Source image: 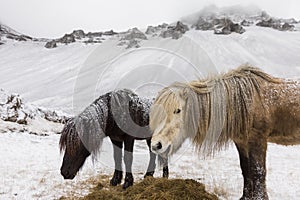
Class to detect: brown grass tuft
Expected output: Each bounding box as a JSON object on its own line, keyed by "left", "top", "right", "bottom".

{"left": 81, "top": 176, "right": 218, "bottom": 200}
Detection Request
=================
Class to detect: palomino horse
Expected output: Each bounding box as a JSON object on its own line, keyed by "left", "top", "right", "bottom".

{"left": 150, "top": 65, "right": 299, "bottom": 199}
{"left": 59, "top": 89, "right": 168, "bottom": 189}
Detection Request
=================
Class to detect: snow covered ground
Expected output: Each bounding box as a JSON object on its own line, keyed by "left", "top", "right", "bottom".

{"left": 0, "top": 8, "right": 300, "bottom": 199}
{"left": 1, "top": 131, "right": 300, "bottom": 199}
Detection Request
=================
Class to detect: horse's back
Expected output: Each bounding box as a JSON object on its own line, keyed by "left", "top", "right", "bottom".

{"left": 263, "top": 80, "right": 300, "bottom": 145}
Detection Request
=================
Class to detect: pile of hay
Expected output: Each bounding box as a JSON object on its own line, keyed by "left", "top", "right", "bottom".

{"left": 82, "top": 177, "right": 218, "bottom": 200}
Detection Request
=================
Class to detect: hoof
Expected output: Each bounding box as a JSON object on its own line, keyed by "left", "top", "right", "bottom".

{"left": 110, "top": 178, "right": 121, "bottom": 186}
{"left": 122, "top": 181, "right": 133, "bottom": 189}
{"left": 144, "top": 171, "right": 154, "bottom": 178}
{"left": 110, "top": 170, "right": 123, "bottom": 186}
{"left": 123, "top": 173, "right": 134, "bottom": 190}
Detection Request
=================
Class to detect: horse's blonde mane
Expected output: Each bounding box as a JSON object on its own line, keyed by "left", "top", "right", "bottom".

{"left": 153, "top": 65, "right": 283, "bottom": 156}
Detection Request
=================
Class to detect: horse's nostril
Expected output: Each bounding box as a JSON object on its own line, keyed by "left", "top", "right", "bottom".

{"left": 152, "top": 142, "right": 163, "bottom": 151}
{"left": 157, "top": 142, "right": 162, "bottom": 150}
{"left": 62, "top": 169, "right": 69, "bottom": 177}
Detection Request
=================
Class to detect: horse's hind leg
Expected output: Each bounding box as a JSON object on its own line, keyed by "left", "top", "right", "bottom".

{"left": 123, "top": 137, "right": 135, "bottom": 189}
{"left": 235, "top": 142, "right": 253, "bottom": 200}
{"left": 110, "top": 139, "right": 123, "bottom": 186}
{"left": 248, "top": 130, "right": 269, "bottom": 200}
{"left": 144, "top": 139, "right": 156, "bottom": 177}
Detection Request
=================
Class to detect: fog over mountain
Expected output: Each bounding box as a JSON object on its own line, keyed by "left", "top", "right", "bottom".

{"left": 0, "top": 1, "right": 299, "bottom": 37}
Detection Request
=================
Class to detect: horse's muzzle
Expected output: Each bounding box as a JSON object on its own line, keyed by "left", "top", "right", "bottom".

{"left": 151, "top": 142, "right": 162, "bottom": 152}
{"left": 152, "top": 142, "right": 171, "bottom": 157}
{"left": 61, "top": 169, "right": 76, "bottom": 179}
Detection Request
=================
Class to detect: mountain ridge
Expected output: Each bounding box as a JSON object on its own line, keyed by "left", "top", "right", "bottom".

{"left": 0, "top": 6, "right": 298, "bottom": 48}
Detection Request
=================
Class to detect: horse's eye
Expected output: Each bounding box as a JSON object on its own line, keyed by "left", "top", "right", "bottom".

{"left": 174, "top": 108, "right": 181, "bottom": 114}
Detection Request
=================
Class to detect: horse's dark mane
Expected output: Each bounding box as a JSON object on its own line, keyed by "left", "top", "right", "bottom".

{"left": 59, "top": 118, "right": 80, "bottom": 155}
{"left": 59, "top": 89, "right": 152, "bottom": 157}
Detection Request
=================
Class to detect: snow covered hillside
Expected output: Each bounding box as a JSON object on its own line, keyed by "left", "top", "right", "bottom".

{"left": 0, "top": 5, "right": 299, "bottom": 200}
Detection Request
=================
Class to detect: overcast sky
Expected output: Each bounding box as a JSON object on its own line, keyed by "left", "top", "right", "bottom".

{"left": 0, "top": 0, "right": 299, "bottom": 38}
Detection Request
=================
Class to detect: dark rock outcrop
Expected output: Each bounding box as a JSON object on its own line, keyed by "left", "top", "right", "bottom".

{"left": 160, "top": 21, "right": 189, "bottom": 39}
{"left": 172, "top": 21, "right": 189, "bottom": 33}
{"left": 84, "top": 38, "right": 102, "bottom": 44}
{"left": 86, "top": 32, "right": 103, "bottom": 38}
{"left": 193, "top": 17, "right": 245, "bottom": 35}
{"left": 0, "top": 24, "right": 33, "bottom": 42}
{"left": 6, "top": 34, "right": 32, "bottom": 41}
{"left": 59, "top": 34, "right": 76, "bottom": 44}
{"left": 43, "top": 28, "right": 113, "bottom": 48}
{"left": 118, "top": 38, "right": 141, "bottom": 49}
{"left": 72, "top": 30, "right": 85, "bottom": 39}
{"left": 37, "top": 108, "right": 70, "bottom": 124}
{"left": 281, "top": 23, "right": 295, "bottom": 31}
{"left": 194, "top": 18, "right": 214, "bottom": 31}
{"left": 145, "top": 26, "right": 158, "bottom": 35}
{"left": 227, "top": 21, "right": 246, "bottom": 34}
{"left": 45, "top": 40, "right": 57, "bottom": 49}
{"left": 145, "top": 23, "right": 169, "bottom": 36}
{"left": 256, "top": 18, "right": 295, "bottom": 31}
{"left": 256, "top": 18, "right": 276, "bottom": 27}
{"left": 122, "top": 28, "right": 147, "bottom": 40}
{"left": 118, "top": 28, "right": 147, "bottom": 49}
{"left": 103, "top": 30, "right": 118, "bottom": 36}
{"left": 158, "top": 23, "right": 169, "bottom": 29}
{"left": 241, "top": 20, "right": 252, "bottom": 27}
{"left": 126, "top": 39, "right": 140, "bottom": 49}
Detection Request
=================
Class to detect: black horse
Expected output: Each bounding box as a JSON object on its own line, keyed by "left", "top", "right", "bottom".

{"left": 59, "top": 89, "right": 169, "bottom": 189}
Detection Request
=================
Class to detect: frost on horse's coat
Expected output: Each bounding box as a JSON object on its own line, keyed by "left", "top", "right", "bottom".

{"left": 150, "top": 65, "right": 300, "bottom": 200}
{"left": 59, "top": 89, "right": 169, "bottom": 190}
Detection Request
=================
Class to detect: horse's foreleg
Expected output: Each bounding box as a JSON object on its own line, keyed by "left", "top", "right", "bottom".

{"left": 248, "top": 132, "right": 269, "bottom": 200}
{"left": 110, "top": 139, "right": 123, "bottom": 186}
{"left": 145, "top": 139, "right": 156, "bottom": 177}
{"left": 123, "top": 137, "right": 134, "bottom": 189}
{"left": 159, "top": 156, "right": 169, "bottom": 178}
{"left": 235, "top": 142, "right": 252, "bottom": 200}
{"left": 158, "top": 156, "right": 169, "bottom": 178}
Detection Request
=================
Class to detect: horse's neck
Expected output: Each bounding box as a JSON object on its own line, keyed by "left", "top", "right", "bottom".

{"left": 90, "top": 95, "right": 110, "bottom": 133}
{"left": 129, "top": 97, "right": 151, "bottom": 126}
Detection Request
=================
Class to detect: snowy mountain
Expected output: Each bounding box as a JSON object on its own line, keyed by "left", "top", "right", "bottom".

{"left": 0, "top": 5, "right": 300, "bottom": 200}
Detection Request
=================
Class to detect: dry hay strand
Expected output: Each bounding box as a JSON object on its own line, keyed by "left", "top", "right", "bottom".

{"left": 81, "top": 177, "right": 218, "bottom": 200}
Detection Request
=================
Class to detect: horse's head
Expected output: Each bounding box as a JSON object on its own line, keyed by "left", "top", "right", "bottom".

{"left": 59, "top": 119, "right": 91, "bottom": 179}
{"left": 150, "top": 87, "right": 188, "bottom": 157}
